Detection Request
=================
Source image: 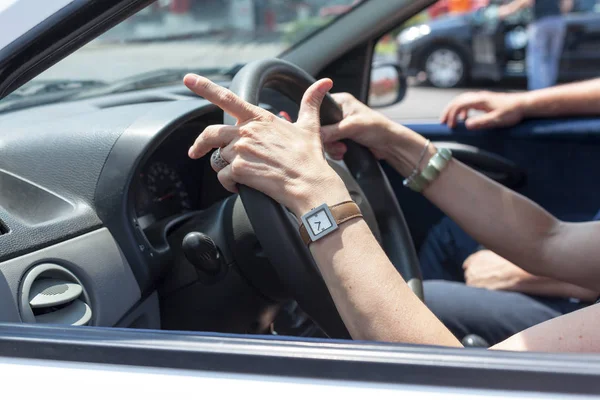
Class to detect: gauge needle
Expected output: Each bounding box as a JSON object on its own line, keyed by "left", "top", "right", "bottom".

{"left": 155, "top": 192, "right": 175, "bottom": 202}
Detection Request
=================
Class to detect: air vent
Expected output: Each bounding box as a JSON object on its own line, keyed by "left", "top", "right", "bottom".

{"left": 0, "top": 219, "right": 7, "bottom": 235}
{"left": 20, "top": 264, "right": 92, "bottom": 326}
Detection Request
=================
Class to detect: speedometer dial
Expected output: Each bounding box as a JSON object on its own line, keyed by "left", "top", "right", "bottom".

{"left": 143, "top": 162, "right": 192, "bottom": 220}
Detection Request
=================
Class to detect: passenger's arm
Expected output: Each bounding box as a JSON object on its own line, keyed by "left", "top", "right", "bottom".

{"left": 521, "top": 78, "right": 600, "bottom": 119}
{"left": 514, "top": 275, "right": 598, "bottom": 302}
{"left": 493, "top": 305, "right": 600, "bottom": 352}
{"left": 441, "top": 78, "right": 600, "bottom": 129}
{"left": 462, "top": 250, "right": 599, "bottom": 302}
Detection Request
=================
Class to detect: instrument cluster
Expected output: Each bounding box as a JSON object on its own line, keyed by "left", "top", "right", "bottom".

{"left": 132, "top": 120, "right": 230, "bottom": 230}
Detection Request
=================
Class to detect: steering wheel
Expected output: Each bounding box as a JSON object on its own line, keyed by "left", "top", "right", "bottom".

{"left": 225, "top": 59, "right": 422, "bottom": 339}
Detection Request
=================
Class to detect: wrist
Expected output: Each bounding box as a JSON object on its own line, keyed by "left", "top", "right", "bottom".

{"left": 375, "top": 118, "right": 403, "bottom": 157}
{"left": 385, "top": 130, "right": 436, "bottom": 178}
{"left": 505, "top": 269, "right": 538, "bottom": 290}
{"left": 290, "top": 172, "right": 352, "bottom": 218}
{"left": 517, "top": 91, "right": 537, "bottom": 118}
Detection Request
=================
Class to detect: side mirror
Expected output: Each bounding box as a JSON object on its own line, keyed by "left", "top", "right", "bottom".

{"left": 368, "top": 64, "right": 407, "bottom": 109}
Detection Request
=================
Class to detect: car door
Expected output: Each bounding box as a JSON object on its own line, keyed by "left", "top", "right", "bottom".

{"left": 471, "top": 14, "right": 504, "bottom": 82}
{"left": 470, "top": 5, "right": 530, "bottom": 82}
{"left": 3, "top": 323, "right": 600, "bottom": 398}
{"left": 561, "top": 8, "right": 600, "bottom": 81}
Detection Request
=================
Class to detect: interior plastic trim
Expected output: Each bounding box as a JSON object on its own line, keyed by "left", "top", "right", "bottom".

{"left": 94, "top": 100, "right": 219, "bottom": 293}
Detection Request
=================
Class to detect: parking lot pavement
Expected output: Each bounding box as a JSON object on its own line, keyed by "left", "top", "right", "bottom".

{"left": 38, "top": 41, "right": 284, "bottom": 82}
{"left": 379, "top": 84, "right": 467, "bottom": 123}
{"left": 380, "top": 80, "right": 526, "bottom": 123}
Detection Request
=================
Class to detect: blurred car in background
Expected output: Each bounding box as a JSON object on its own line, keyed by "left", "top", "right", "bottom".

{"left": 428, "top": 0, "right": 489, "bottom": 19}
{"left": 319, "top": 0, "right": 362, "bottom": 17}
{"left": 398, "top": 1, "right": 600, "bottom": 88}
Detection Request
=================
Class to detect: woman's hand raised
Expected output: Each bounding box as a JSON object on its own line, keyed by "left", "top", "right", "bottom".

{"left": 184, "top": 74, "right": 351, "bottom": 217}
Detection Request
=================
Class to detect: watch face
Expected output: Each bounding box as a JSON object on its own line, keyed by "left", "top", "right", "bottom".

{"left": 301, "top": 203, "right": 339, "bottom": 242}
{"left": 307, "top": 210, "right": 333, "bottom": 236}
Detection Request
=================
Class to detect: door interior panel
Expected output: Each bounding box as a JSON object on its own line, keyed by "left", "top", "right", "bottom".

{"left": 562, "top": 12, "right": 600, "bottom": 79}
{"left": 385, "top": 118, "right": 600, "bottom": 250}
{"left": 433, "top": 141, "right": 526, "bottom": 187}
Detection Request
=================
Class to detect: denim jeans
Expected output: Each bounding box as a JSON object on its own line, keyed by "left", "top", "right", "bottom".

{"left": 526, "top": 16, "right": 567, "bottom": 90}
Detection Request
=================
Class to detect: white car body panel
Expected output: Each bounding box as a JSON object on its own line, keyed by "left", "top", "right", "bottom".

{"left": 1, "top": 356, "right": 599, "bottom": 400}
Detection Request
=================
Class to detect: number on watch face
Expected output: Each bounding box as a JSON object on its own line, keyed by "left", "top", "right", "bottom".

{"left": 307, "top": 210, "right": 333, "bottom": 235}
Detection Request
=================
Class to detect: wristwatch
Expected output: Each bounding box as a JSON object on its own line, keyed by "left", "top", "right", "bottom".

{"left": 299, "top": 201, "right": 363, "bottom": 245}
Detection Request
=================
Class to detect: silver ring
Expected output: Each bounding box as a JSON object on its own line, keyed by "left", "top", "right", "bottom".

{"left": 211, "top": 148, "right": 229, "bottom": 172}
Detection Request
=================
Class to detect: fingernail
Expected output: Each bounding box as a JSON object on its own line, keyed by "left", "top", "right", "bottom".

{"left": 184, "top": 74, "right": 198, "bottom": 87}
{"left": 319, "top": 79, "right": 333, "bottom": 95}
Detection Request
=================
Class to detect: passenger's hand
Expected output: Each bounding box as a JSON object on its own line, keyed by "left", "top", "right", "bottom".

{"left": 320, "top": 93, "right": 413, "bottom": 161}
{"left": 441, "top": 91, "right": 526, "bottom": 130}
{"left": 463, "top": 250, "right": 530, "bottom": 292}
{"left": 184, "top": 74, "right": 351, "bottom": 217}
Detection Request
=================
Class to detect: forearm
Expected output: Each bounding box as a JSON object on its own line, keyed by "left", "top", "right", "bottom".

{"left": 425, "top": 161, "right": 562, "bottom": 281}
{"left": 310, "top": 218, "right": 461, "bottom": 346}
{"left": 493, "top": 304, "right": 600, "bottom": 352}
{"left": 382, "top": 126, "right": 583, "bottom": 284}
{"left": 384, "top": 131, "right": 557, "bottom": 273}
{"left": 383, "top": 126, "right": 600, "bottom": 291}
{"left": 520, "top": 78, "right": 600, "bottom": 119}
{"left": 430, "top": 159, "right": 600, "bottom": 290}
{"left": 291, "top": 175, "right": 460, "bottom": 345}
{"left": 512, "top": 273, "right": 598, "bottom": 302}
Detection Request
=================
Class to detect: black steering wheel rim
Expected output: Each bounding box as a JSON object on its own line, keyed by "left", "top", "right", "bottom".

{"left": 226, "top": 58, "right": 422, "bottom": 339}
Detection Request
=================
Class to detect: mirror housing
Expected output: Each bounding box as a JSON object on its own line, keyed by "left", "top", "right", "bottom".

{"left": 368, "top": 63, "right": 407, "bottom": 109}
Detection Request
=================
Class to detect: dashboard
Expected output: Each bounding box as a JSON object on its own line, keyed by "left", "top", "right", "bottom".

{"left": 0, "top": 86, "right": 296, "bottom": 332}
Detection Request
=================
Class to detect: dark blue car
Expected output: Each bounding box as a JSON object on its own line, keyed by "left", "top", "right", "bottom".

{"left": 398, "top": 2, "right": 600, "bottom": 88}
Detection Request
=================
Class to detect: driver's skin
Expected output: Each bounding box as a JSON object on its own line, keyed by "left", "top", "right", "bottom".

{"left": 183, "top": 74, "right": 600, "bottom": 351}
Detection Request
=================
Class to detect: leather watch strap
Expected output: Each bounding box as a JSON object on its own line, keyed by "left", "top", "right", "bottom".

{"left": 299, "top": 201, "right": 363, "bottom": 245}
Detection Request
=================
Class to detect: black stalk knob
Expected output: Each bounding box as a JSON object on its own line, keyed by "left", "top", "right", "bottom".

{"left": 182, "top": 232, "right": 221, "bottom": 275}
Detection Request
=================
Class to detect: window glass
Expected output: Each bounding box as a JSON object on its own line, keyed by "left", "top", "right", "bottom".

{"left": 1, "top": 0, "right": 365, "bottom": 109}
{"left": 373, "top": 0, "right": 600, "bottom": 122}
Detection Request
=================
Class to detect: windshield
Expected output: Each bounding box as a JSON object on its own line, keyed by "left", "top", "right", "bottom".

{"left": 1, "top": 0, "right": 363, "bottom": 111}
